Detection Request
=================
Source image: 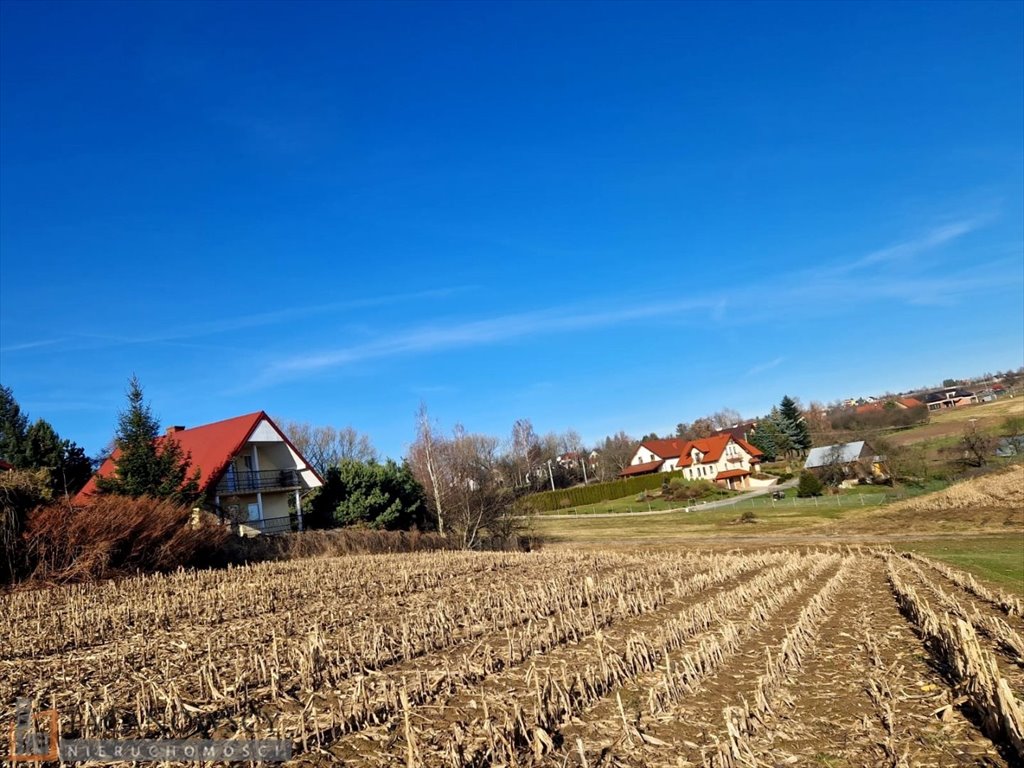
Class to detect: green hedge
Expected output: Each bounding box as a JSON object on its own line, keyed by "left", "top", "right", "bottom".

{"left": 522, "top": 473, "right": 672, "bottom": 512}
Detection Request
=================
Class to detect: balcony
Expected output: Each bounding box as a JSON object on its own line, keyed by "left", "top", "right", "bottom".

{"left": 216, "top": 468, "right": 302, "bottom": 496}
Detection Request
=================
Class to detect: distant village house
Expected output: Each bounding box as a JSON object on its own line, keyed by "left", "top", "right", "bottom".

{"left": 925, "top": 388, "right": 978, "bottom": 411}
{"left": 803, "top": 440, "right": 888, "bottom": 486}
{"left": 621, "top": 434, "right": 763, "bottom": 490}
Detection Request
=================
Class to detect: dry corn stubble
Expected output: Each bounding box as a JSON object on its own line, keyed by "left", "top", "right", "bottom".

{"left": 1, "top": 546, "right": 1021, "bottom": 767}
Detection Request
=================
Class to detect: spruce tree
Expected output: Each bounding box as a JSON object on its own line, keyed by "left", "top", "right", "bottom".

{"left": 95, "top": 376, "right": 200, "bottom": 505}
{"left": 749, "top": 419, "right": 780, "bottom": 461}
{"left": 23, "top": 420, "right": 93, "bottom": 497}
{"left": 0, "top": 385, "right": 29, "bottom": 465}
{"left": 0, "top": 387, "right": 93, "bottom": 496}
{"left": 768, "top": 406, "right": 793, "bottom": 458}
{"left": 778, "top": 395, "right": 812, "bottom": 455}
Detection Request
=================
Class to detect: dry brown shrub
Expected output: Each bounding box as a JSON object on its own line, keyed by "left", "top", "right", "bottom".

{"left": 22, "top": 496, "right": 231, "bottom": 582}
{"left": 229, "top": 528, "right": 536, "bottom": 563}
{"left": 0, "top": 468, "right": 52, "bottom": 583}
{"left": 885, "top": 464, "right": 1023, "bottom": 514}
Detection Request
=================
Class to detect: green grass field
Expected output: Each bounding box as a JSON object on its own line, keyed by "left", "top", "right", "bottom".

{"left": 531, "top": 500, "right": 856, "bottom": 542}
{"left": 536, "top": 480, "right": 947, "bottom": 521}
{"left": 537, "top": 496, "right": 685, "bottom": 516}
{"left": 897, "top": 534, "right": 1024, "bottom": 594}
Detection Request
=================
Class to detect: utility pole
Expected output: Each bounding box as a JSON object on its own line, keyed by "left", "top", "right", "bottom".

{"left": 547, "top": 459, "right": 555, "bottom": 491}
{"left": 580, "top": 455, "right": 589, "bottom": 485}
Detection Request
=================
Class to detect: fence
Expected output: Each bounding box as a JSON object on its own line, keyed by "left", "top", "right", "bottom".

{"left": 228, "top": 515, "right": 296, "bottom": 536}
{"left": 717, "top": 492, "right": 901, "bottom": 513}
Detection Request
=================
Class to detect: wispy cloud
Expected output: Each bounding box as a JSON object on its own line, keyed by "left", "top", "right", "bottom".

{"left": 258, "top": 298, "right": 721, "bottom": 386}
{"left": 0, "top": 338, "right": 64, "bottom": 353}
{"left": 250, "top": 217, "right": 1016, "bottom": 389}
{"left": 851, "top": 217, "right": 986, "bottom": 270}
{"left": 815, "top": 217, "right": 990, "bottom": 282}
{"left": 746, "top": 357, "right": 785, "bottom": 376}
{"left": 50, "top": 287, "right": 474, "bottom": 353}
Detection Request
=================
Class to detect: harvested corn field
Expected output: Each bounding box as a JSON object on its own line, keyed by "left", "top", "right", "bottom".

{"left": 2, "top": 548, "right": 1023, "bottom": 766}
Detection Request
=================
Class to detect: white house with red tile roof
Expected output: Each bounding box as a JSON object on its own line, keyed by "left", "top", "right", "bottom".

{"left": 75, "top": 412, "right": 322, "bottom": 534}
{"left": 620, "top": 438, "right": 689, "bottom": 476}
{"left": 621, "top": 434, "right": 763, "bottom": 490}
{"left": 676, "top": 434, "right": 763, "bottom": 489}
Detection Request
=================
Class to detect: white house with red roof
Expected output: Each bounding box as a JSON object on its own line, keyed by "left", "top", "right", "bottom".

{"left": 75, "top": 412, "right": 322, "bottom": 534}
{"left": 621, "top": 438, "right": 689, "bottom": 476}
{"left": 621, "top": 434, "right": 763, "bottom": 490}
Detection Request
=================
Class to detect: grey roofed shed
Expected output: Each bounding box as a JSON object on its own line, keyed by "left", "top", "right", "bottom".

{"left": 804, "top": 441, "right": 867, "bottom": 469}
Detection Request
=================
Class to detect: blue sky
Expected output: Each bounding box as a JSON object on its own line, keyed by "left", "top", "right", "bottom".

{"left": 1, "top": 0, "right": 1022, "bottom": 459}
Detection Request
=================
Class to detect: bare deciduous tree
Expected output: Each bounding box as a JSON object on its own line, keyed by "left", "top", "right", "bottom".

{"left": 675, "top": 418, "right": 715, "bottom": 441}
{"left": 409, "top": 403, "right": 449, "bottom": 535}
{"left": 804, "top": 401, "right": 834, "bottom": 438}
{"left": 954, "top": 423, "right": 996, "bottom": 469}
{"left": 818, "top": 444, "right": 850, "bottom": 487}
{"left": 560, "top": 428, "right": 590, "bottom": 484}
{"left": 276, "top": 419, "right": 377, "bottom": 474}
{"left": 596, "top": 431, "right": 636, "bottom": 481}
{"left": 710, "top": 408, "right": 743, "bottom": 430}
{"left": 510, "top": 418, "right": 539, "bottom": 488}
{"left": 408, "top": 406, "right": 520, "bottom": 547}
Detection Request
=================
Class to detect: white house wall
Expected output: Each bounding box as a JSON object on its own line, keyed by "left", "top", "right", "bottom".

{"left": 245, "top": 419, "right": 322, "bottom": 489}
{"left": 681, "top": 439, "right": 757, "bottom": 480}
{"left": 627, "top": 446, "right": 681, "bottom": 473}
{"left": 249, "top": 419, "right": 281, "bottom": 442}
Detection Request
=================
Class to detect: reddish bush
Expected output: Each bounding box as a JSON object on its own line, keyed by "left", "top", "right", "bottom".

{"left": 11, "top": 498, "right": 538, "bottom": 587}
{"left": 22, "top": 496, "right": 231, "bottom": 582}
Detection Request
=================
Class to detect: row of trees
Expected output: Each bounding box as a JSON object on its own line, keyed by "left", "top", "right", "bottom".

{"left": 747, "top": 396, "right": 813, "bottom": 461}
{"left": 673, "top": 408, "right": 744, "bottom": 441}
{"left": 0, "top": 385, "right": 93, "bottom": 497}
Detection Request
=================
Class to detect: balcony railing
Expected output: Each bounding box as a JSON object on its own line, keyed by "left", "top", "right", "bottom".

{"left": 232, "top": 516, "right": 295, "bottom": 536}
{"left": 216, "top": 468, "right": 302, "bottom": 496}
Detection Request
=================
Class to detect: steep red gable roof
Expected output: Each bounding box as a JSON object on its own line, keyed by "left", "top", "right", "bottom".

{"left": 897, "top": 397, "right": 924, "bottom": 408}
{"left": 676, "top": 434, "right": 762, "bottom": 468}
{"left": 638, "top": 438, "right": 686, "bottom": 459}
{"left": 74, "top": 411, "right": 313, "bottom": 504}
{"left": 676, "top": 434, "right": 731, "bottom": 467}
{"left": 734, "top": 437, "right": 764, "bottom": 460}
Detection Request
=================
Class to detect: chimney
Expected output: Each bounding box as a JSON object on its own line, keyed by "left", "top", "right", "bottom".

{"left": 166, "top": 426, "right": 186, "bottom": 435}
